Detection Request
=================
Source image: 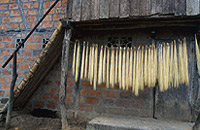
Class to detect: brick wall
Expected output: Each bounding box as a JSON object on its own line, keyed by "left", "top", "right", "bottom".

{"left": 0, "top": 0, "right": 67, "bottom": 105}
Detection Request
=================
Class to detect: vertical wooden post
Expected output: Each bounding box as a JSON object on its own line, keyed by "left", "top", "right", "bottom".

{"left": 59, "top": 26, "right": 71, "bottom": 130}
{"left": 5, "top": 52, "right": 18, "bottom": 129}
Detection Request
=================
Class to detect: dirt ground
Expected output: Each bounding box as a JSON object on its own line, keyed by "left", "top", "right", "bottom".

{"left": 0, "top": 111, "right": 87, "bottom": 130}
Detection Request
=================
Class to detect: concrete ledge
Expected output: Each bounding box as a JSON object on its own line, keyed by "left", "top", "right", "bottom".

{"left": 86, "top": 115, "right": 194, "bottom": 130}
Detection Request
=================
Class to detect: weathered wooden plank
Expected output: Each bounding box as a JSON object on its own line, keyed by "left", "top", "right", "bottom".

{"left": 91, "top": 0, "right": 100, "bottom": 20}
{"left": 81, "top": 0, "right": 91, "bottom": 21}
{"left": 130, "top": 0, "right": 139, "bottom": 16}
{"left": 120, "top": 0, "right": 130, "bottom": 18}
{"left": 109, "top": 0, "right": 119, "bottom": 18}
{"left": 139, "top": 0, "right": 152, "bottom": 16}
{"left": 162, "top": 0, "right": 174, "bottom": 14}
{"left": 100, "top": 0, "right": 109, "bottom": 19}
{"left": 66, "top": 0, "right": 73, "bottom": 19}
{"left": 175, "top": 0, "right": 186, "bottom": 15}
{"left": 186, "top": 0, "right": 200, "bottom": 15}
{"left": 59, "top": 29, "right": 71, "bottom": 129}
{"left": 151, "top": 0, "right": 162, "bottom": 15}
{"left": 72, "top": 0, "right": 82, "bottom": 21}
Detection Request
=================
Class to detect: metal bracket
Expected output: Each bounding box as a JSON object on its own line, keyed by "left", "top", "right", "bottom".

{"left": 60, "top": 19, "right": 73, "bottom": 30}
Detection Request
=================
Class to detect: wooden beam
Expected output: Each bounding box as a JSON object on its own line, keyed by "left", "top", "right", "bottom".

{"left": 186, "top": 0, "right": 200, "bottom": 15}
{"left": 59, "top": 29, "right": 72, "bottom": 130}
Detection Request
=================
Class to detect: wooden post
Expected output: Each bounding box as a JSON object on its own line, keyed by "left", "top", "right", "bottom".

{"left": 59, "top": 26, "right": 71, "bottom": 130}
{"left": 5, "top": 52, "right": 18, "bottom": 129}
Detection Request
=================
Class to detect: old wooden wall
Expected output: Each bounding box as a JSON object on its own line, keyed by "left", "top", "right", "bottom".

{"left": 66, "top": 0, "right": 200, "bottom": 21}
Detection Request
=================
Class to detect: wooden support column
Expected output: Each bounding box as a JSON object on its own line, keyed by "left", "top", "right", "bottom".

{"left": 59, "top": 23, "right": 71, "bottom": 130}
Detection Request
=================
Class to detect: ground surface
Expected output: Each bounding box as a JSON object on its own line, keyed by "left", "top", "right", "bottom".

{"left": 0, "top": 111, "right": 86, "bottom": 130}
{"left": 87, "top": 115, "right": 194, "bottom": 130}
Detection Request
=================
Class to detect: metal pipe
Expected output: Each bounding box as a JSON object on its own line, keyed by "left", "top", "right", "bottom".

{"left": 2, "top": 0, "right": 60, "bottom": 68}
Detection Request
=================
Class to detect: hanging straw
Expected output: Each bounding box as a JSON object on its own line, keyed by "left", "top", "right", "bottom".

{"left": 144, "top": 46, "right": 148, "bottom": 86}
{"left": 135, "top": 46, "right": 140, "bottom": 96}
{"left": 195, "top": 35, "right": 200, "bottom": 75}
{"left": 106, "top": 46, "right": 110, "bottom": 88}
{"left": 84, "top": 42, "right": 89, "bottom": 79}
{"left": 126, "top": 47, "right": 130, "bottom": 90}
{"left": 90, "top": 44, "right": 95, "bottom": 85}
{"left": 178, "top": 40, "right": 184, "bottom": 85}
{"left": 75, "top": 42, "right": 80, "bottom": 82}
{"left": 183, "top": 37, "right": 189, "bottom": 86}
{"left": 93, "top": 44, "right": 98, "bottom": 90}
{"left": 102, "top": 46, "right": 106, "bottom": 83}
{"left": 132, "top": 47, "right": 136, "bottom": 92}
{"left": 98, "top": 45, "right": 103, "bottom": 85}
{"left": 164, "top": 43, "right": 170, "bottom": 91}
{"left": 169, "top": 42, "right": 174, "bottom": 86}
{"left": 119, "top": 47, "right": 122, "bottom": 89}
{"left": 80, "top": 42, "right": 86, "bottom": 79}
{"left": 115, "top": 48, "right": 118, "bottom": 84}
{"left": 129, "top": 47, "right": 133, "bottom": 87}
{"left": 122, "top": 48, "right": 126, "bottom": 90}
{"left": 110, "top": 46, "right": 115, "bottom": 88}
{"left": 173, "top": 41, "right": 179, "bottom": 88}
{"left": 148, "top": 46, "right": 151, "bottom": 88}
{"left": 140, "top": 46, "right": 144, "bottom": 90}
{"left": 72, "top": 42, "right": 77, "bottom": 76}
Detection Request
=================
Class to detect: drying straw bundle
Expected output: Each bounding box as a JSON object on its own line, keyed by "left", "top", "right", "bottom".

{"left": 72, "top": 38, "right": 190, "bottom": 95}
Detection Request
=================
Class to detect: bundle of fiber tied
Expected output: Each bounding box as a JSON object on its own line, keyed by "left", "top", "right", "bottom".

{"left": 196, "top": 35, "right": 200, "bottom": 76}
{"left": 98, "top": 45, "right": 103, "bottom": 85}
{"left": 75, "top": 41, "right": 80, "bottom": 82}
{"left": 173, "top": 41, "right": 179, "bottom": 88}
{"left": 106, "top": 46, "right": 110, "bottom": 88}
{"left": 183, "top": 37, "right": 189, "bottom": 86}
{"left": 72, "top": 41, "right": 77, "bottom": 76}
{"left": 80, "top": 42, "right": 86, "bottom": 80}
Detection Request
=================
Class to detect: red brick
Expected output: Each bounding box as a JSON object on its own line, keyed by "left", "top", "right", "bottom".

{"left": 53, "top": 14, "right": 62, "bottom": 21}
{"left": 80, "top": 105, "right": 92, "bottom": 112}
{"left": 43, "top": 1, "right": 50, "bottom": 8}
{"left": 53, "top": 96, "right": 59, "bottom": 102}
{"left": 54, "top": 80, "right": 60, "bottom": 86}
{"left": 67, "top": 80, "right": 74, "bottom": 87}
{"left": 29, "top": 22, "right": 35, "bottom": 28}
{"left": 104, "top": 91, "right": 118, "bottom": 98}
{"left": 6, "top": 91, "right": 10, "bottom": 96}
{"left": 0, "top": 11, "right": 9, "bottom": 16}
{"left": 0, "top": 4, "right": 8, "bottom": 10}
{"left": 0, "top": 56, "right": 3, "bottom": 61}
{"left": 43, "top": 8, "right": 54, "bottom": 14}
{"left": 26, "top": 16, "right": 37, "bottom": 22}
{"left": 54, "top": 21, "right": 60, "bottom": 27}
{"left": 66, "top": 96, "right": 73, "bottom": 103}
{"left": 25, "top": 57, "right": 35, "bottom": 62}
{"left": 25, "top": 43, "right": 36, "bottom": 49}
{"left": 0, "top": 77, "right": 7, "bottom": 83}
{"left": 98, "top": 83, "right": 106, "bottom": 88}
{"left": 42, "top": 94, "right": 51, "bottom": 101}
{"left": 22, "top": 50, "right": 32, "bottom": 56}
{"left": 3, "top": 70, "right": 11, "bottom": 76}
{"left": 86, "top": 97, "right": 98, "bottom": 104}
{"left": 33, "top": 36, "right": 42, "bottom": 42}
{"left": 10, "top": 23, "right": 19, "bottom": 28}
{"left": 20, "top": 64, "right": 30, "bottom": 70}
{"left": 5, "top": 43, "right": 14, "bottom": 48}
{"left": 2, "top": 17, "right": 10, "bottom": 23}
{"left": 62, "top": 0, "right": 68, "bottom": 7}
{"left": 52, "top": 88, "right": 57, "bottom": 94}
{"left": 18, "top": 57, "right": 24, "bottom": 63}
{"left": 3, "top": 36, "right": 12, "bottom": 41}
{"left": 135, "top": 93, "right": 148, "bottom": 99}
{"left": 34, "top": 101, "right": 44, "bottom": 108}
{"left": 0, "top": 0, "right": 9, "bottom": 3}
{"left": 54, "top": 1, "right": 61, "bottom": 7}
{"left": 11, "top": 10, "right": 20, "bottom": 16}
{"left": 33, "top": 2, "right": 38, "bottom": 8}
{"left": 80, "top": 97, "right": 84, "bottom": 104}
{"left": 44, "top": 15, "right": 52, "bottom": 21}
{"left": 42, "top": 21, "right": 53, "bottom": 28}
{"left": 80, "top": 88, "right": 87, "bottom": 96}
{"left": 66, "top": 88, "right": 70, "bottom": 94}
{"left": 56, "top": 8, "right": 66, "bottom": 13}
{"left": 89, "top": 90, "right": 102, "bottom": 97}
{"left": 0, "top": 24, "right": 8, "bottom": 29}
{"left": 2, "top": 84, "right": 10, "bottom": 89}
{"left": 10, "top": 0, "right": 16, "bottom": 3}
{"left": 0, "top": 43, "right": 4, "bottom": 48}
{"left": 46, "top": 102, "right": 56, "bottom": 109}
{"left": 23, "top": 2, "right": 32, "bottom": 8}
{"left": 12, "top": 16, "right": 22, "bottom": 22}
{"left": 27, "top": 9, "right": 38, "bottom": 15}
{"left": 0, "top": 91, "right": 5, "bottom": 96}
{"left": 81, "top": 81, "right": 91, "bottom": 87}
{"left": 132, "top": 101, "right": 145, "bottom": 108}
{"left": 120, "top": 91, "right": 132, "bottom": 99}
{"left": 9, "top": 4, "right": 18, "bottom": 9}
{"left": 1, "top": 50, "right": 10, "bottom": 55}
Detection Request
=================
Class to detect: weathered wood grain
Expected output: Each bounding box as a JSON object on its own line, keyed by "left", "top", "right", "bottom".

{"left": 109, "top": 0, "right": 119, "bottom": 18}
{"left": 151, "top": 0, "right": 162, "bottom": 15}
{"left": 130, "top": 0, "right": 139, "bottom": 16}
{"left": 91, "top": 0, "right": 100, "bottom": 19}
{"left": 186, "top": 0, "right": 200, "bottom": 15}
{"left": 175, "top": 0, "right": 186, "bottom": 15}
{"left": 60, "top": 29, "right": 71, "bottom": 130}
{"left": 66, "top": 0, "right": 73, "bottom": 19}
{"left": 162, "top": 0, "right": 174, "bottom": 14}
{"left": 100, "top": 0, "right": 109, "bottom": 19}
{"left": 81, "top": 0, "right": 91, "bottom": 20}
{"left": 139, "top": 0, "right": 152, "bottom": 16}
{"left": 72, "top": 0, "right": 82, "bottom": 21}
{"left": 120, "top": 0, "right": 130, "bottom": 18}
